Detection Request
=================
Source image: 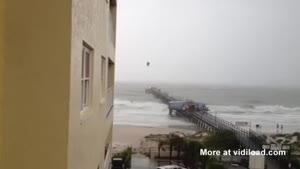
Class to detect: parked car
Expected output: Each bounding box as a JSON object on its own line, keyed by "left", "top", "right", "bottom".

{"left": 112, "top": 157, "right": 125, "bottom": 169}
{"left": 157, "top": 165, "right": 187, "bottom": 169}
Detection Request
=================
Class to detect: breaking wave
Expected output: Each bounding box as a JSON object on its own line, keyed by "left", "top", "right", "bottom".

{"left": 209, "top": 104, "right": 300, "bottom": 115}
{"left": 114, "top": 98, "right": 300, "bottom": 132}
{"left": 115, "top": 99, "right": 166, "bottom": 111}
{"left": 114, "top": 99, "right": 196, "bottom": 129}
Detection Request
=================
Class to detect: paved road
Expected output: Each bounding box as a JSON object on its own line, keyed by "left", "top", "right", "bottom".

{"left": 131, "top": 154, "right": 157, "bottom": 169}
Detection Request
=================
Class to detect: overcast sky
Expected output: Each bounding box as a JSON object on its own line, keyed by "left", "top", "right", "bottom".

{"left": 115, "top": 0, "right": 300, "bottom": 87}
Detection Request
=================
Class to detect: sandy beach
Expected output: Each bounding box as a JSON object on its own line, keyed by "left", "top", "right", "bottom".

{"left": 113, "top": 125, "right": 195, "bottom": 150}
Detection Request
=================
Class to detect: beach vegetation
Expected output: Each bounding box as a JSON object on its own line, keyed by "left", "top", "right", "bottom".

{"left": 276, "top": 134, "right": 288, "bottom": 137}
{"left": 182, "top": 140, "right": 203, "bottom": 169}
{"left": 204, "top": 130, "right": 240, "bottom": 162}
{"left": 292, "top": 132, "right": 300, "bottom": 137}
{"left": 168, "top": 134, "right": 175, "bottom": 159}
{"left": 207, "top": 161, "right": 225, "bottom": 169}
{"left": 158, "top": 139, "right": 169, "bottom": 159}
{"left": 182, "top": 140, "right": 220, "bottom": 169}
{"left": 276, "top": 138, "right": 284, "bottom": 144}
{"left": 143, "top": 131, "right": 232, "bottom": 168}
{"left": 204, "top": 130, "right": 240, "bottom": 151}
{"left": 262, "top": 134, "right": 268, "bottom": 140}
{"left": 169, "top": 134, "right": 186, "bottom": 159}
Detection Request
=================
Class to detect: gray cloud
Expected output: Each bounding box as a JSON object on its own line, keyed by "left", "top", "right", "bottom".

{"left": 115, "top": 0, "right": 300, "bottom": 87}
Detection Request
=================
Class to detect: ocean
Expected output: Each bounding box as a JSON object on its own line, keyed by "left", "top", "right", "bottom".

{"left": 114, "top": 82, "right": 300, "bottom": 133}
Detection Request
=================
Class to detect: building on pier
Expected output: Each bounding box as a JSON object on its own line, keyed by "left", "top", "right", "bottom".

{"left": 168, "top": 101, "right": 209, "bottom": 115}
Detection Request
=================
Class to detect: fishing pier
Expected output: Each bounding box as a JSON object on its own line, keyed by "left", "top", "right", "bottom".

{"left": 146, "top": 87, "right": 265, "bottom": 149}
{"left": 146, "top": 87, "right": 288, "bottom": 168}
{"left": 146, "top": 87, "right": 288, "bottom": 169}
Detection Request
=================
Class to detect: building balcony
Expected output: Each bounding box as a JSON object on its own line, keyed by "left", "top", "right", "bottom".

{"left": 103, "top": 143, "right": 112, "bottom": 169}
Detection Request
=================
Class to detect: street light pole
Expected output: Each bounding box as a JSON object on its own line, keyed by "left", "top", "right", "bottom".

{"left": 248, "top": 121, "right": 252, "bottom": 149}
{"left": 215, "top": 112, "right": 218, "bottom": 129}
{"left": 215, "top": 112, "right": 217, "bottom": 123}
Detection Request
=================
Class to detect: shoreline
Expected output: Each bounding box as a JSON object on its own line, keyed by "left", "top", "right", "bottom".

{"left": 112, "top": 124, "right": 298, "bottom": 148}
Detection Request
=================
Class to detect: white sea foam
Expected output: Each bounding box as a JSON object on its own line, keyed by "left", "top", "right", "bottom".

{"left": 114, "top": 99, "right": 197, "bottom": 129}
{"left": 114, "top": 99, "right": 300, "bottom": 133}
{"left": 208, "top": 104, "right": 300, "bottom": 132}
{"left": 209, "top": 105, "right": 300, "bottom": 114}
{"left": 114, "top": 83, "right": 300, "bottom": 133}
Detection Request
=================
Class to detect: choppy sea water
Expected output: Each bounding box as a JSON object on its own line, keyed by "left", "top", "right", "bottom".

{"left": 114, "top": 82, "right": 300, "bottom": 133}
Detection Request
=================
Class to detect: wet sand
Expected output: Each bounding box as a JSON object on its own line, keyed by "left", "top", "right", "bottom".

{"left": 113, "top": 125, "right": 194, "bottom": 149}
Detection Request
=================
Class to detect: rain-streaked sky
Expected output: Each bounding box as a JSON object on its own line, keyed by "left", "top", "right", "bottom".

{"left": 115, "top": 0, "right": 300, "bottom": 87}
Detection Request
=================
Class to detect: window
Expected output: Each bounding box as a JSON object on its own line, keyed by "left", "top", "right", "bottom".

{"left": 101, "top": 56, "right": 106, "bottom": 98}
{"left": 106, "top": 59, "right": 115, "bottom": 118}
{"left": 107, "top": 59, "right": 115, "bottom": 90}
{"left": 109, "top": 0, "right": 117, "bottom": 46}
{"left": 109, "top": 13, "right": 115, "bottom": 45}
{"left": 104, "top": 144, "right": 109, "bottom": 159}
{"left": 81, "top": 44, "right": 93, "bottom": 111}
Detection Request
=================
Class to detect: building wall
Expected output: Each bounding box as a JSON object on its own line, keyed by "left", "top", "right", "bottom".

{"left": 0, "top": 0, "right": 116, "bottom": 168}
{"left": 2, "top": 0, "right": 72, "bottom": 169}
{"left": 0, "top": 0, "right": 4, "bottom": 167}
{"left": 67, "top": 0, "right": 116, "bottom": 169}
